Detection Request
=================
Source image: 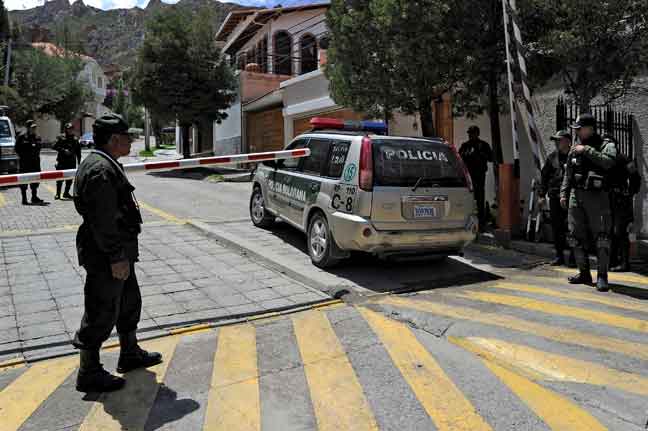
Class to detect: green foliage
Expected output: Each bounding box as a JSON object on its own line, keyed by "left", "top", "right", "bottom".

{"left": 131, "top": 6, "right": 236, "bottom": 131}
{"left": 326, "top": 0, "right": 473, "bottom": 136}
{"left": 518, "top": 0, "right": 648, "bottom": 108}
{"left": 113, "top": 79, "right": 128, "bottom": 119}
{"left": 10, "top": 47, "right": 91, "bottom": 126}
{"left": 127, "top": 104, "right": 145, "bottom": 129}
{"left": 0, "top": 0, "right": 10, "bottom": 42}
{"left": 0, "top": 85, "right": 28, "bottom": 124}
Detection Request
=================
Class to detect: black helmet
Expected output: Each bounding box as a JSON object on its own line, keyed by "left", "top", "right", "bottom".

{"left": 93, "top": 113, "right": 129, "bottom": 135}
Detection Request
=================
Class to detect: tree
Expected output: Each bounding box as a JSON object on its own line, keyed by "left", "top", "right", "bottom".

{"left": 0, "top": 85, "right": 28, "bottom": 124}
{"left": 0, "top": 0, "right": 10, "bottom": 42}
{"left": 11, "top": 48, "right": 91, "bottom": 126}
{"left": 112, "top": 79, "right": 128, "bottom": 120}
{"left": 131, "top": 6, "right": 236, "bottom": 158}
{"left": 518, "top": 0, "right": 648, "bottom": 110}
{"left": 326, "top": 0, "right": 473, "bottom": 136}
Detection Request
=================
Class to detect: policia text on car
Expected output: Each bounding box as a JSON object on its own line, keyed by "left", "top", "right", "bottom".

{"left": 560, "top": 114, "right": 617, "bottom": 292}
{"left": 72, "top": 113, "right": 162, "bottom": 393}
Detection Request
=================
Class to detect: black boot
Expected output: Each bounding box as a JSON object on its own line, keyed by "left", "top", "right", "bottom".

{"left": 568, "top": 246, "right": 592, "bottom": 284}
{"left": 21, "top": 189, "right": 29, "bottom": 205}
{"left": 117, "top": 331, "right": 163, "bottom": 373}
{"left": 31, "top": 192, "right": 45, "bottom": 205}
{"left": 551, "top": 254, "right": 565, "bottom": 266}
{"left": 596, "top": 275, "right": 610, "bottom": 292}
{"left": 76, "top": 349, "right": 125, "bottom": 393}
{"left": 611, "top": 241, "right": 630, "bottom": 272}
{"left": 55, "top": 182, "right": 62, "bottom": 200}
{"left": 567, "top": 251, "right": 577, "bottom": 268}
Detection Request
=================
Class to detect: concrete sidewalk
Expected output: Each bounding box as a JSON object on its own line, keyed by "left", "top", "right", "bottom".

{"left": 0, "top": 223, "right": 328, "bottom": 364}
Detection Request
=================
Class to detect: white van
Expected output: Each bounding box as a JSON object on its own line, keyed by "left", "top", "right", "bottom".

{"left": 0, "top": 111, "right": 18, "bottom": 174}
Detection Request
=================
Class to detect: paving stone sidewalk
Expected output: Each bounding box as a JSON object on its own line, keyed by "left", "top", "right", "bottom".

{"left": 0, "top": 223, "right": 328, "bottom": 362}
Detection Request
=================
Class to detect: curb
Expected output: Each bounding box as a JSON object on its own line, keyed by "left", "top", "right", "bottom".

{"left": 0, "top": 298, "right": 343, "bottom": 370}
{"left": 187, "top": 220, "right": 352, "bottom": 297}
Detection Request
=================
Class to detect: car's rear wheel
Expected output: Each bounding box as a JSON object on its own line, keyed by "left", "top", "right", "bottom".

{"left": 250, "top": 186, "right": 274, "bottom": 228}
{"left": 308, "top": 212, "right": 339, "bottom": 268}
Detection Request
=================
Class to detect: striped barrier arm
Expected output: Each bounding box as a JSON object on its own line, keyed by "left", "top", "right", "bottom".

{"left": 502, "top": 0, "right": 520, "bottom": 165}
{"left": 0, "top": 148, "right": 311, "bottom": 187}
{"left": 503, "top": 0, "right": 546, "bottom": 177}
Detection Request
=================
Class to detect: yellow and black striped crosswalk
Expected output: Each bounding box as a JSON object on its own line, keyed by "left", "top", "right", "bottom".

{"left": 1, "top": 275, "right": 647, "bottom": 431}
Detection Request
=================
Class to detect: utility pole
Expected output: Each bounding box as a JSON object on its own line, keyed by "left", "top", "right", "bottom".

{"left": 4, "top": 38, "right": 12, "bottom": 86}
{"left": 144, "top": 107, "right": 150, "bottom": 152}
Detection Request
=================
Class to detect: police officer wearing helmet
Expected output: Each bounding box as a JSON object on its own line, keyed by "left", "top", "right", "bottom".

{"left": 73, "top": 113, "right": 161, "bottom": 393}
{"left": 53, "top": 123, "right": 81, "bottom": 199}
{"left": 15, "top": 120, "right": 45, "bottom": 205}
{"left": 539, "top": 130, "right": 575, "bottom": 267}
{"left": 607, "top": 136, "right": 642, "bottom": 272}
{"left": 560, "top": 113, "right": 617, "bottom": 291}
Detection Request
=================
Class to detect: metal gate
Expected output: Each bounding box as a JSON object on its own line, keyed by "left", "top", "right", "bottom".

{"left": 556, "top": 98, "right": 634, "bottom": 157}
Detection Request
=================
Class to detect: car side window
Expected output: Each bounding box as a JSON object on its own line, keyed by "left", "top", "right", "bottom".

{"left": 302, "top": 138, "right": 331, "bottom": 176}
{"left": 324, "top": 141, "right": 351, "bottom": 178}
{"left": 280, "top": 139, "right": 309, "bottom": 170}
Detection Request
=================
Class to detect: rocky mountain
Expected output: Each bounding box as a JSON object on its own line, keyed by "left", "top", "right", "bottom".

{"left": 8, "top": 0, "right": 244, "bottom": 71}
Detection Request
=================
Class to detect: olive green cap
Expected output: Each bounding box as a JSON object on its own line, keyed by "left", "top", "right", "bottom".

{"left": 93, "top": 113, "right": 129, "bottom": 135}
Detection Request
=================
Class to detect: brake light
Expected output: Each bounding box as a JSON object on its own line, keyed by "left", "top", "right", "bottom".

{"left": 447, "top": 141, "right": 473, "bottom": 192}
{"left": 359, "top": 136, "right": 373, "bottom": 191}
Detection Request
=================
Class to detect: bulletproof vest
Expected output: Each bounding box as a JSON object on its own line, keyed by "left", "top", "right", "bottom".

{"left": 569, "top": 134, "right": 609, "bottom": 190}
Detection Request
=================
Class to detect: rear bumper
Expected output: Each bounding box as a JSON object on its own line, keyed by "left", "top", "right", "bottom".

{"left": 330, "top": 211, "right": 478, "bottom": 255}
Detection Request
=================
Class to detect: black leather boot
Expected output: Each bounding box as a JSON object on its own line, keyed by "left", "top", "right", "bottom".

{"left": 76, "top": 349, "right": 125, "bottom": 393}
{"left": 568, "top": 247, "right": 592, "bottom": 285}
{"left": 568, "top": 272, "right": 593, "bottom": 285}
{"left": 596, "top": 275, "right": 610, "bottom": 292}
{"left": 21, "top": 189, "right": 28, "bottom": 205}
{"left": 596, "top": 242, "right": 611, "bottom": 292}
{"left": 117, "top": 331, "right": 163, "bottom": 373}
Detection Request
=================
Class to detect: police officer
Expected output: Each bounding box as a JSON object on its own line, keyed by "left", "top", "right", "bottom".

{"left": 539, "top": 130, "right": 575, "bottom": 266}
{"left": 73, "top": 113, "right": 161, "bottom": 393}
{"left": 53, "top": 123, "right": 82, "bottom": 200}
{"left": 608, "top": 138, "right": 642, "bottom": 272}
{"left": 459, "top": 126, "right": 493, "bottom": 229}
{"left": 15, "top": 120, "right": 45, "bottom": 205}
{"left": 560, "top": 113, "right": 617, "bottom": 292}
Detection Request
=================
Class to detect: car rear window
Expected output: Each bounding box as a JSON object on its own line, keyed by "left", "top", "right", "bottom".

{"left": 0, "top": 120, "right": 11, "bottom": 140}
{"left": 372, "top": 139, "right": 466, "bottom": 188}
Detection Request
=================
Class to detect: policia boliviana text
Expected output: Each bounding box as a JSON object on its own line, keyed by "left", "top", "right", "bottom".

{"left": 560, "top": 114, "right": 617, "bottom": 292}
{"left": 73, "top": 113, "right": 162, "bottom": 393}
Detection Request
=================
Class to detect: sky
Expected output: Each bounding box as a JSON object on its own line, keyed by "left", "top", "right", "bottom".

{"left": 5, "top": 0, "right": 311, "bottom": 12}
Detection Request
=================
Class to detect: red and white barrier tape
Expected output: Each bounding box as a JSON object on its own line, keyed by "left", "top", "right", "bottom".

{"left": 0, "top": 148, "right": 310, "bottom": 187}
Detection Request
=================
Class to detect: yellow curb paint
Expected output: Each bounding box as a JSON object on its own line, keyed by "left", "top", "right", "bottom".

{"left": 491, "top": 281, "right": 648, "bottom": 314}
{"left": 359, "top": 308, "right": 493, "bottom": 431}
{"left": 203, "top": 324, "right": 260, "bottom": 431}
{"left": 78, "top": 336, "right": 179, "bottom": 431}
{"left": 479, "top": 359, "right": 606, "bottom": 431}
{"left": 137, "top": 201, "right": 186, "bottom": 224}
{"left": 0, "top": 355, "right": 78, "bottom": 431}
{"left": 0, "top": 356, "right": 26, "bottom": 371}
{"left": 293, "top": 310, "right": 378, "bottom": 431}
{"left": 376, "top": 296, "right": 648, "bottom": 361}
{"left": 169, "top": 323, "right": 212, "bottom": 336}
{"left": 0, "top": 191, "right": 6, "bottom": 208}
{"left": 450, "top": 337, "right": 648, "bottom": 397}
{"left": 452, "top": 291, "right": 648, "bottom": 333}
{"left": 551, "top": 266, "right": 648, "bottom": 286}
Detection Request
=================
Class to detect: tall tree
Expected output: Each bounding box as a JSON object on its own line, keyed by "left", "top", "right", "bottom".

{"left": 0, "top": 0, "right": 10, "bottom": 42}
{"left": 518, "top": 0, "right": 648, "bottom": 110}
{"left": 326, "top": 0, "right": 472, "bottom": 136}
{"left": 131, "top": 6, "right": 235, "bottom": 158}
{"left": 11, "top": 48, "right": 91, "bottom": 126}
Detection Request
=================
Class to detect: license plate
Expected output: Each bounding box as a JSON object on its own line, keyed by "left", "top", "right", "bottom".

{"left": 414, "top": 205, "right": 439, "bottom": 218}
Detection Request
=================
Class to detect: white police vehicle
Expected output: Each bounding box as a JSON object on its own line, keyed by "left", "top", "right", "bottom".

{"left": 250, "top": 118, "right": 478, "bottom": 268}
{"left": 0, "top": 106, "right": 18, "bottom": 174}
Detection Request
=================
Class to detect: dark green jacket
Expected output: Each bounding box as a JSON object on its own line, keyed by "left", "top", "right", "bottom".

{"left": 53, "top": 135, "right": 81, "bottom": 169}
{"left": 15, "top": 133, "right": 42, "bottom": 173}
{"left": 74, "top": 151, "right": 142, "bottom": 269}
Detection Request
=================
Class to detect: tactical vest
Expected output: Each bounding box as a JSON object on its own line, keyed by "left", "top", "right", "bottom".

{"left": 568, "top": 135, "right": 610, "bottom": 191}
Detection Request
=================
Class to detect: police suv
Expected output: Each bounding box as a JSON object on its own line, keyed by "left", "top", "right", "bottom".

{"left": 0, "top": 106, "right": 18, "bottom": 174}
{"left": 250, "top": 118, "right": 478, "bottom": 268}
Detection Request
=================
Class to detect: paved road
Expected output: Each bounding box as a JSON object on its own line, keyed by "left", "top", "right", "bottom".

{"left": 1, "top": 145, "right": 647, "bottom": 430}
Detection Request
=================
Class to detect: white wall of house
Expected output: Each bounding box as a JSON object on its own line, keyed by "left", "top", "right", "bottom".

{"left": 214, "top": 96, "right": 242, "bottom": 156}
{"left": 35, "top": 114, "right": 60, "bottom": 144}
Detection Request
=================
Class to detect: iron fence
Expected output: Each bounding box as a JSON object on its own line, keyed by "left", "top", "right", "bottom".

{"left": 556, "top": 98, "right": 634, "bottom": 157}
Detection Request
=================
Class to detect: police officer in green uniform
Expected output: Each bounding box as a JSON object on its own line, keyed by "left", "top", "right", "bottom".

{"left": 539, "top": 130, "right": 575, "bottom": 267}
{"left": 15, "top": 120, "right": 45, "bottom": 205}
{"left": 459, "top": 126, "right": 493, "bottom": 229}
{"left": 53, "top": 123, "right": 82, "bottom": 199}
{"left": 73, "top": 113, "right": 161, "bottom": 393}
{"left": 560, "top": 114, "right": 617, "bottom": 292}
{"left": 608, "top": 140, "right": 642, "bottom": 272}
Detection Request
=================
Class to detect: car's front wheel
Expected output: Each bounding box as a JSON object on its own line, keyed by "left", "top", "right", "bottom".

{"left": 250, "top": 186, "right": 274, "bottom": 228}
{"left": 307, "top": 212, "right": 340, "bottom": 268}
